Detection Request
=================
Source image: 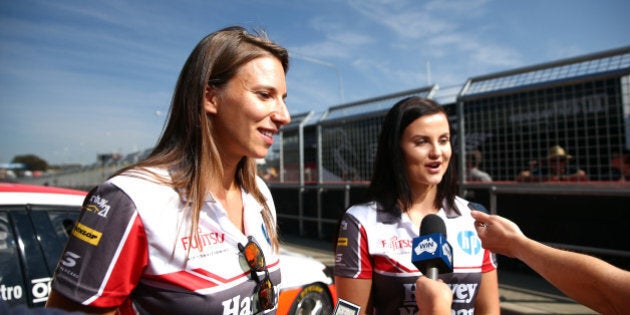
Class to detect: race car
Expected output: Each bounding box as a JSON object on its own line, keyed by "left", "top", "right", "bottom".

{"left": 0, "top": 182, "right": 335, "bottom": 314}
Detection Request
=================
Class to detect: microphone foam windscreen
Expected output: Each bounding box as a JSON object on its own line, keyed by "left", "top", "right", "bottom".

{"left": 420, "top": 214, "right": 447, "bottom": 237}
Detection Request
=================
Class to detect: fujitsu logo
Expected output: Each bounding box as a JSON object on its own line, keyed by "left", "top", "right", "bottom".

{"left": 181, "top": 228, "right": 225, "bottom": 250}
{"left": 380, "top": 236, "right": 413, "bottom": 250}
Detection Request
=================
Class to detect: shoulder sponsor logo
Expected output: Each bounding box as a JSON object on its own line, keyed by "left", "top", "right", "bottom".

{"left": 72, "top": 222, "right": 102, "bottom": 246}
{"left": 61, "top": 251, "right": 81, "bottom": 268}
{"left": 339, "top": 220, "right": 348, "bottom": 230}
{"left": 85, "top": 194, "right": 111, "bottom": 218}
{"left": 337, "top": 237, "right": 348, "bottom": 247}
{"left": 59, "top": 251, "right": 81, "bottom": 279}
{"left": 457, "top": 230, "right": 482, "bottom": 256}
{"left": 335, "top": 253, "right": 343, "bottom": 263}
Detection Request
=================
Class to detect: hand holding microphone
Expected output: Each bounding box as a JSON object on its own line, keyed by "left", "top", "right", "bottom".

{"left": 414, "top": 276, "right": 453, "bottom": 315}
{"left": 411, "top": 214, "right": 453, "bottom": 279}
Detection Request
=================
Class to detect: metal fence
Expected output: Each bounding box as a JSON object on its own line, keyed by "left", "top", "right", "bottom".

{"left": 457, "top": 46, "right": 630, "bottom": 183}
{"left": 265, "top": 47, "right": 630, "bottom": 188}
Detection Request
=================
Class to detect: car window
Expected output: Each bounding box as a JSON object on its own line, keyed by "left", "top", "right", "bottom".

{"left": 29, "top": 206, "right": 81, "bottom": 274}
{"left": 47, "top": 209, "right": 80, "bottom": 242}
{"left": 0, "top": 210, "right": 28, "bottom": 307}
{"left": 10, "top": 209, "right": 55, "bottom": 307}
{"left": 0, "top": 204, "right": 82, "bottom": 308}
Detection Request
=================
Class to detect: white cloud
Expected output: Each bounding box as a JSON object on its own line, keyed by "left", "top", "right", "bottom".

{"left": 424, "top": 0, "right": 491, "bottom": 16}
{"left": 347, "top": 0, "right": 456, "bottom": 39}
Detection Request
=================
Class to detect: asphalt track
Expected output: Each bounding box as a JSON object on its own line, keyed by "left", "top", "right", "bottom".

{"left": 280, "top": 235, "right": 598, "bottom": 315}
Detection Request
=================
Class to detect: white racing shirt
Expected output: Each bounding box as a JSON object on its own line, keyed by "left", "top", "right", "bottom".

{"left": 334, "top": 197, "right": 497, "bottom": 315}
{"left": 51, "top": 168, "right": 280, "bottom": 315}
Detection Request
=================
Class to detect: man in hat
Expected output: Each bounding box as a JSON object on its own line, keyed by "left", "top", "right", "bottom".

{"left": 516, "top": 145, "right": 587, "bottom": 182}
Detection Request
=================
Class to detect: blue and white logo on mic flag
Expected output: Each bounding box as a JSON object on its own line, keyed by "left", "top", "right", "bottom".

{"left": 411, "top": 233, "right": 454, "bottom": 272}
{"left": 414, "top": 237, "right": 438, "bottom": 256}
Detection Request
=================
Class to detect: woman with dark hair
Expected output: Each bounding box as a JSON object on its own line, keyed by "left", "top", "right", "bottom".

{"left": 46, "top": 26, "right": 290, "bottom": 315}
{"left": 334, "top": 97, "right": 500, "bottom": 314}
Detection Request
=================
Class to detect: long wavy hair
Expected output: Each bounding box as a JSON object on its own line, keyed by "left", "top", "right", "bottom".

{"left": 114, "top": 26, "right": 288, "bottom": 253}
{"left": 366, "top": 96, "right": 459, "bottom": 216}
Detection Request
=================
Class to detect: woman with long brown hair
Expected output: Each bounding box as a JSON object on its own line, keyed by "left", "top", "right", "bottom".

{"left": 46, "top": 26, "right": 290, "bottom": 315}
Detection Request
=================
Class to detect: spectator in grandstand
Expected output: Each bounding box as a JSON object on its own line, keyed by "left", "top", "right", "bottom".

{"left": 465, "top": 150, "right": 492, "bottom": 182}
{"left": 516, "top": 145, "right": 587, "bottom": 182}
{"left": 46, "top": 26, "right": 290, "bottom": 314}
{"left": 262, "top": 166, "right": 278, "bottom": 182}
{"left": 515, "top": 159, "right": 537, "bottom": 182}
{"left": 414, "top": 210, "right": 630, "bottom": 315}
{"left": 610, "top": 149, "right": 630, "bottom": 180}
{"left": 334, "top": 97, "right": 500, "bottom": 314}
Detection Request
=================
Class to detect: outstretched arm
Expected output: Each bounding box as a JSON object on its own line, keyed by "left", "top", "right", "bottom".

{"left": 471, "top": 210, "right": 630, "bottom": 314}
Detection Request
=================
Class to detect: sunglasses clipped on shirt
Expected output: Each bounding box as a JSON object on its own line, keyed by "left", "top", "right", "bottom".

{"left": 238, "top": 236, "right": 276, "bottom": 312}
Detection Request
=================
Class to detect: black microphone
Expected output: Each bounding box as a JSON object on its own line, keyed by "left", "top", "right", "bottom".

{"left": 411, "top": 214, "right": 453, "bottom": 279}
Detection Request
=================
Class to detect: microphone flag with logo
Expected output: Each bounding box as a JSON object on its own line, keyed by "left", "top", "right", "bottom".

{"left": 411, "top": 214, "right": 453, "bottom": 279}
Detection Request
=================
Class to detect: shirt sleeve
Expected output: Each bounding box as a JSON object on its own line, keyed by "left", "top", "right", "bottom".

{"left": 51, "top": 182, "right": 148, "bottom": 308}
{"left": 481, "top": 249, "right": 498, "bottom": 273}
{"left": 334, "top": 211, "right": 373, "bottom": 279}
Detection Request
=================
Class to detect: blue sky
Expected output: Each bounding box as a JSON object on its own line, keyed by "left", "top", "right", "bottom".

{"left": 1, "top": 0, "right": 628, "bottom": 165}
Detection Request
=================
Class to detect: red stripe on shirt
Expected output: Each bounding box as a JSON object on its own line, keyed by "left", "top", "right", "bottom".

{"left": 373, "top": 255, "right": 416, "bottom": 273}
{"left": 357, "top": 224, "right": 373, "bottom": 278}
{"left": 91, "top": 214, "right": 148, "bottom": 308}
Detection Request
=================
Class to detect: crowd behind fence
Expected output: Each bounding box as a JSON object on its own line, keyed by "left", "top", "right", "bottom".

{"left": 263, "top": 46, "right": 630, "bottom": 188}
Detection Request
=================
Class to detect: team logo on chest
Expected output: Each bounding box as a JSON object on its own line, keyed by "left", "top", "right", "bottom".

{"left": 457, "top": 230, "right": 482, "bottom": 255}
{"left": 181, "top": 228, "right": 226, "bottom": 251}
{"left": 379, "top": 235, "right": 413, "bottom": 251}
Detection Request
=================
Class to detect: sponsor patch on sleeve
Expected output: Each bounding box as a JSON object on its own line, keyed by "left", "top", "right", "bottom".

{"left": 337, "top": 237, "right": 348, "bottom": 247}
{"left": 72, "top": 222, "right": 102, "bottom": 246}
